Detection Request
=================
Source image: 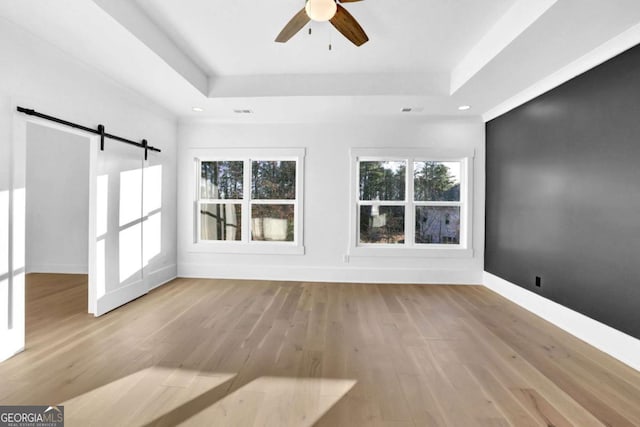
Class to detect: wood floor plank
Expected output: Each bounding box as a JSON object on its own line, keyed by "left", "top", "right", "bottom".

{"left": 450, "top": 287, "right": 637, "bottom": 426}
{"left": 464, "top": 364, "right": 545, "bottom": 427}
{"left": 0, "top": 274, "right": 639, "bottom": 427}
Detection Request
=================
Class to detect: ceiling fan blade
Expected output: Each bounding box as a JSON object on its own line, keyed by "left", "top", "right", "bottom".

{"left": 330, "top": 4, "right": 369, "bottom": 46}
{"left": 275, "top": 8, "right": 310, "bottom": 43}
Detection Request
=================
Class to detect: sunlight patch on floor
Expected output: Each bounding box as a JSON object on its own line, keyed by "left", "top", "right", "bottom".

{"left": 61, "top": 367, "right": 235, "bottom": 426}
{"left": 184, "top": 376, "right": 356, "bottom": 427}
{"left": 60, "top": 367, "right": 355, "bottom": 427}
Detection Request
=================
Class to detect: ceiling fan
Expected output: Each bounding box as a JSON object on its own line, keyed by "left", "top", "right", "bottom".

{"left": 275, "top": 0, "right": 369, "bottom": 47}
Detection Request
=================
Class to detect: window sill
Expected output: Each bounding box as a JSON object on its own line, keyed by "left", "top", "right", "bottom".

{"left": 188, "top": 241, "right": 305, "bottom": 255}
{"left": 348, "top": 246, "right": 473, "bottom": 259}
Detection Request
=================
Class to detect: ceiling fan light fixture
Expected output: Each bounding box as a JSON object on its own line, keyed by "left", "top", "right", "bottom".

{"left": 275, "top": 0, "right": 368, "bottom": 46}
{"left": 305, "top": 0, "right": 337, "bottom": 22}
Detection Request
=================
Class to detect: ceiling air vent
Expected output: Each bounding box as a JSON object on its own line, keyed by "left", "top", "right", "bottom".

{"left": 401, "top": 107, "right": 424, "bottom": 113}
{"left": 233, "top": 109, "right": 253, "bottom": 114}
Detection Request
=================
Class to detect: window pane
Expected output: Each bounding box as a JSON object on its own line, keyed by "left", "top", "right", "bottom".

{"left": 200, "top": 203, "right": 242, "bottom": 241}
{"left": 359, "top": 205, "right": 405, "bottom": 244}
{"left": 415, "top": 206, "right": 460, "bottom": 244}
{"left": 252, "top": 161, "right": 296, "bottom": 199}
{"left": 413, "top": 161, "right": 460, "bottom": 201}
{"left": 251, "top": 204, "right": 294, "bottom": 241}
{"left": 359, "top": 161, "right": 406, "bottom": 201}
{"left": 201, "top": 161, "right": 243, "bottom": 199}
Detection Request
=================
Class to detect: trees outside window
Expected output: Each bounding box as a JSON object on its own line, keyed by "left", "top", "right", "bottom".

{"left": 250, "top": 161, "right": 296, "bottom": 242}
{"left": 194, "top": 149, "right": 304, "bottom": 253}
{"left": 200, "top": 161, "right": 243, "bottom": 241}
{"left": 353, "top": 152, "right": 469, "bottom": 250}
{"left": 413, "top": 161, "right": 461, "bottom": 245}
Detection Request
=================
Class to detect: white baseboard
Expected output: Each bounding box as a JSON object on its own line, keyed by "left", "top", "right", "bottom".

{"left": 27, "top": 264, "right": 88, "bottom": 274}
{"left": 483, "top": 272, "right": 640, "bottom": 372}
{"left": 96, "top": 279, "right": 146, "bottom": 316}
{"left": 178, "top": 263, "right": 482, "bottom": 285}
{"left": 146, "top": 263, "right": 177, "bottom": 291}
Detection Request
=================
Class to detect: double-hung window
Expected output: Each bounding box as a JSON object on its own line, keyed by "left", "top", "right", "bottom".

{"left": 193, "top": 148, "right": 304, "bottom": 254}
{"left": 350, "top": 148, "right": 473, "bottom": 257}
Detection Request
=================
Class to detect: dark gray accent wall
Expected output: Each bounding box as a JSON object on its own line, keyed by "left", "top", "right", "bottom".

{"left": 485, "top": 44, "right": 640, "bottom": 340}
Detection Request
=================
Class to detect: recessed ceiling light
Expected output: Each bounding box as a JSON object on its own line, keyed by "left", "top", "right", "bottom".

{"left": 458, "top": 105, "right": 471, "bottom": 111}
{"left": 192, "top": 107, "right": 204, "bottom": 112}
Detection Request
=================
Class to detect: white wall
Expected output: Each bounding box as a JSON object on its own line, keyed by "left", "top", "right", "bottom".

{"left": 0, "top": 18, "right": 178, "bottom": 360}
{"left": 0, "top": 94, "right": 17, "bottom": 362}
{"left": 178, "top": 118, "right": 485, "bottom": 284}
{"left": 26, "top": 123, "right": 90, "bottom": 274}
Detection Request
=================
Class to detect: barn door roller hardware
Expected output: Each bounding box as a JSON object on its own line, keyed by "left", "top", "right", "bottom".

{"left": 17, "top": 106, "right": 161, "bottom": 160}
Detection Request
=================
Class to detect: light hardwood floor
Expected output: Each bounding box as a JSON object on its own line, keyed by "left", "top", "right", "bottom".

{"left": 1, "top": 274, "right": 639, "bottom": 426}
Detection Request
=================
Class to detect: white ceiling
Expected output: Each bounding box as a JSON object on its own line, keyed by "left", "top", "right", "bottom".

{"left": 135, "top": 0, "right": 515, "bottom": 76}
{"left": 2, "top": 0, "right": 640, "bottom": 122}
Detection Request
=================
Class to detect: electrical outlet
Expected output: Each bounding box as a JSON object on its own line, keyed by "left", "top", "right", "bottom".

{"left": 535, "top": 276, "right": 542, "bottom": 287}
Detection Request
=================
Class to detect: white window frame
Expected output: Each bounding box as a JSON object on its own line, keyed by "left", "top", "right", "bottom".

{"left": 190, "top": 148, "right": 305, "bottom": 255}
{"left": 349, "top": 148, "right": 474, "bottom": 258}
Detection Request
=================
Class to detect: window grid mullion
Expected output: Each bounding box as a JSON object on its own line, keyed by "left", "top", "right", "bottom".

{"left": 196, "top": 200, "right": 202, "bottom": 243}
{"left": 413, "top": 201, "right": 463, "bottom": 206}
{"left": 199, "top": 199, "right": 244, "bottom": 203}
{"left": 357, "top": 201, "right": 409, "bottom": 206}
{"left": 355, "top": 161, "right": 361, "bottom": 245}
{"left": 461, "top": 157, "right": 468, "bottom": 247}
{"left": 195, "top": 158, "right": 202, "bottom": 242}
{"left": 243, "top": 158, "right": 251, "bottom": 243}
{"left": 293, "top": 157, "right": 298, "bottom": 245}
{"left": 406, "top": 158, "right": 415, "bottom": 247}
{"left": 250, "top": 199, "right": 296, "bottom": 205}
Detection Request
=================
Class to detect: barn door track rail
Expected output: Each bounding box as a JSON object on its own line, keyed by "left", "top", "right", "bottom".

{"left": 17, "top": 106, "right": 161, "bottom": 160}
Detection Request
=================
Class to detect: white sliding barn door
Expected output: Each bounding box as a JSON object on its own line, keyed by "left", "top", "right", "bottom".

{"left": 93, "top": 138, "right": 147, "bottom": 316}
